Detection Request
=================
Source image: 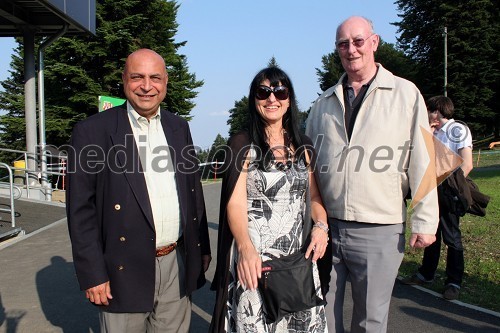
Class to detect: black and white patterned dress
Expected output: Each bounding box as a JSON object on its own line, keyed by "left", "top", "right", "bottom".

{"left": 225, "top": 146, "right": 327, "bottom": 332}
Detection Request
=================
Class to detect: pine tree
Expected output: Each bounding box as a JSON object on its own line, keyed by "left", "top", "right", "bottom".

{"left": 0, "top": 42, "right": 27, "bottom": 153}
{"left": 201, "top": 133, "right": 227, "bottom": 179}
{"left": 394, "top": 0, "right": 499, "bottom": 136}
{"left": 268, "top": 56, "right": 280, "bottom": 68}
{"left": 227, "top": 96, "right": 249, "bottom": 136}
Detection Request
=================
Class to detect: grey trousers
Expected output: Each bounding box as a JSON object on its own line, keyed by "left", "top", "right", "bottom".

{"left": 99, "top": 247, "right": 191, "bottom": 333}
{"left": 325, "top": 219, "right": 405, "bottom": 333}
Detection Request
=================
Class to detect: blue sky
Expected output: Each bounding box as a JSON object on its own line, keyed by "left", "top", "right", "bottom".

{"left": 0, "top": 0, "right": 400, "bottom": 149}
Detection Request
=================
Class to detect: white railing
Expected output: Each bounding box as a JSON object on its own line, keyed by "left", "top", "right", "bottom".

{"left": 0, "top": 162, "right": 22, "bottom": 239}
{"left": 0, "top": 147, "right": 67, "bottom": 201}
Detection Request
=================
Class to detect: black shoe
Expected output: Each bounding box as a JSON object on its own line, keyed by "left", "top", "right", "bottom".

{"left": 401, "top": 274, "right": 429, "bottom": 286}
{"left": 443, "top": 285, "right": 460, "bottom": 300}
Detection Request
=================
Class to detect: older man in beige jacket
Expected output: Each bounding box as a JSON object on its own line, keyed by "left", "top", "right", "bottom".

{"left": 306, "top": 16, "right": 439, "bottom": 333}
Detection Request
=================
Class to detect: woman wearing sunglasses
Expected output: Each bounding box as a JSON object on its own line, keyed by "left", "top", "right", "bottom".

{"left": 210, "top": 67, "right": 330, "bottom": 332}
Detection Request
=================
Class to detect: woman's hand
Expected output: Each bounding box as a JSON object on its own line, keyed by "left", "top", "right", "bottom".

{"left": 237, "top": 244, "right": 262, "bottom": 291}
{"left": 305, "top": 223, "right": 329, "bottom": 262}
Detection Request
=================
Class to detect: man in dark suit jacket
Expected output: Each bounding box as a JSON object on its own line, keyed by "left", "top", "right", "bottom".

{"left": 66, "top": 48, "right": 211, "bottom": 332}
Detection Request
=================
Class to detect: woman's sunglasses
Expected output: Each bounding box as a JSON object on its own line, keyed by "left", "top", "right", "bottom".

{"left": 255, "top": 85, "right": 289, "bottom": 100}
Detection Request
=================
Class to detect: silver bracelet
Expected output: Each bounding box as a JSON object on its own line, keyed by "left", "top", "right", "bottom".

{"left": 313, "top": 220, "right": 329, "bottom": 234}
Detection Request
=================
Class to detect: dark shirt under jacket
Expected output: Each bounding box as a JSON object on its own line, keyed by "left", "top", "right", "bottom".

{"left": 342, "top": 74, "right": 376, "bottom": 141}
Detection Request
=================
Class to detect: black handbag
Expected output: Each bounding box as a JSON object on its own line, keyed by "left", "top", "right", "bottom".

{"left": 258, "top": 250, "right": 325, "bottom": 323}
{"left": 257, "top": 182, "right": 326, "bottom": 324}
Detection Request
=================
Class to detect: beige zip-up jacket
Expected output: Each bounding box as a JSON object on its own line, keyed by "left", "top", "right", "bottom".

{"left": 305, "top": 64, "right": 439, "bottom": 235}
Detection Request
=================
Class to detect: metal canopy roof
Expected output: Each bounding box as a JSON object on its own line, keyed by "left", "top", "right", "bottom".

{"left": 0, "top": 0, "right": 95, "bottom": 37}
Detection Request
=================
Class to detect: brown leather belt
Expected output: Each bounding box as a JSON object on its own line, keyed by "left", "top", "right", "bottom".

{"left": 155, "top": 243, "right": 177, "bottom": 257}
{"left": 155, "top": 236, "right": 183, "bottom": 257}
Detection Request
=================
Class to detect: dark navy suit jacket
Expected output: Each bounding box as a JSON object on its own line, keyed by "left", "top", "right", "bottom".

{"left": 66, "top": 104, "right": 210, "bottom": 312}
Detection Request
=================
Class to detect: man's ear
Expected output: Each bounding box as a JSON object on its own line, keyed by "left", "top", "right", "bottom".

{"left": 372, "top": 34, "right": 380, "bottom": 52}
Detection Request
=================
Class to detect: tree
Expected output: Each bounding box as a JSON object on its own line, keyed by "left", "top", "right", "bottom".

{"left": 227, "top": 96, "right": 249, "bottom": 136}
{"left": 201, "top": 133, "right": 227, "bottom": 179}
{"left": 316, "top": 51, "right": 343, "bottom": 92}
{"left": 0, "top": 42, "right": 28, "bottom": 153}
{"left": 394, "top": 0, "right": 499, "bottom": 136}
{"left": 268, "top": 56, "right": 280, "bottom": 68}
{"left": 375, "top": 41, "right": 420, "bottom": 85}
{"left": 196, "top": 147, "right": 209, "bottom": 166}
{"left": 0, "top": 0, "right": 203, "bottom": 152}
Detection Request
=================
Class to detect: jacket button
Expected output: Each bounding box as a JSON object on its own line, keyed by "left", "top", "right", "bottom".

{"left": 193, "top": 217, "right": 197, "bottom": 221}
{"left": 191, "top": 188, "right": 195, "bottom": 192}
{"left": 118, "top": 265, "right": 124, "bottom": 271}
{"left": 119, "top": 237, "right": 126, "bottom": 242}
{"left": 114, "top": 204, "right": 121, "bottom": 210}
{"left": 197, "top": 243, "right": 200, "bottom": 247}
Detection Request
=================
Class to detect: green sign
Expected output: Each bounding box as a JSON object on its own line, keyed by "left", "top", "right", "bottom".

{"left": 98, "top": 96, "right": 126, "bottom": 112}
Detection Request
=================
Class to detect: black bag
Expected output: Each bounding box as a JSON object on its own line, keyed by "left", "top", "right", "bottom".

{"left": 258, "top": 251, "right": 325, "bottom": 323}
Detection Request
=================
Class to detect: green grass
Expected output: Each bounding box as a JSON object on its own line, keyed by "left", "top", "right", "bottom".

{"left": 472, "top": 149, "right": 500, "bottom": 168}
{"left": 400, "top": 165, "right": 500, "bottom": 312}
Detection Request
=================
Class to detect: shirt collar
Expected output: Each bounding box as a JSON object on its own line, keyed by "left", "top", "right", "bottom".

{"left": 437, "top": 118, "right": 454, "bottom": 134}
{"left": 126, "top": 101, "right": 161, "bottom": 123}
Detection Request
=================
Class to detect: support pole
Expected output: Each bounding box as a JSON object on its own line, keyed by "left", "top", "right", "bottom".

{"left": 444, "top": 26, "right": 448, "bottom": 97}
{"left": 38, "top": 24, "right": 68, "bottom": 201}
{"left": 22, "top": 27, "right": 38, "bottom": 185}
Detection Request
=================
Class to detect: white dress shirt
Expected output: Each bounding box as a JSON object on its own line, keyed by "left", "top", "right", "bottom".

{"left": 435, "top": 119, "right": 473, "bottom": 153}
{"left": 127, "top": 102, "right": 181, "bottom": 247}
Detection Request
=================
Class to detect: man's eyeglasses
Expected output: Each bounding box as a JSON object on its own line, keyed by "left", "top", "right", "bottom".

{"left": 336, "top": 34, "right": 375, "bottom": 51}
{"left": 255, "top": 85, "right": 289, "bottom": 100}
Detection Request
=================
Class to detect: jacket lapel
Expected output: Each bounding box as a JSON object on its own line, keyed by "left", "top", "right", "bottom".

{"left": 110, "top": 108, "right": 155, "bottom": 230}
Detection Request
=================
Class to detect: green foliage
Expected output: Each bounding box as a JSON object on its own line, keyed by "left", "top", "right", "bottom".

{"left": 0, "top": 0, "right": 203, "bottom": 151}
{"left": 0, "top": 42, "right": 30, "bottom": 153}
{"left": 227, "top": 96, "right": 250, "bottom": 136}
{"left": 196, "top": 147, "right": 209, "bottom": 165}
{"left": 200, "top": 133, "right": 228, "bottom": 179}
{"left": 316, "top": 52, "right": 343, "bottom": 92}
{"left": 375, "top": 41, "right": 420, "bottom": 84}
{"left": 394, "top": 0, "right": 499, "bottom": 137}
{"left": 268, "top": 56, "right": 280, "bottom": 68}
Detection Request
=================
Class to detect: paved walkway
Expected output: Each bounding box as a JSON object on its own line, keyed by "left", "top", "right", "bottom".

{"left": 0, "top": 184, "right": 499, "bottom": 332}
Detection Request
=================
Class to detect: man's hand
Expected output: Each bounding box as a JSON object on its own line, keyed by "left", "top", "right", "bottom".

{"left": 409, "top": 233, "right": 436, "bottom": 248}
{"left": 202, "top": 254, "right": 212, "bottom": 272}
{"left": 429, "top": 121, "right": 440, "bottom": 133}
{"left": 86, "top": 281, "right": 112, "bottom": 306}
